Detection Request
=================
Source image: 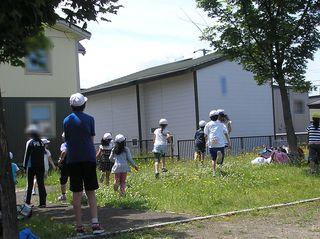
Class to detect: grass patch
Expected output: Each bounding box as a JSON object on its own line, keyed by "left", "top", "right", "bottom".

{"left": 46, "top": 153, "right": 320, "bottom": 216}
{"left": 16, "top": 170, "right": 60, "bottom": 189}
{"left": 19, "top": 217, "right": 73, "bottom": 239}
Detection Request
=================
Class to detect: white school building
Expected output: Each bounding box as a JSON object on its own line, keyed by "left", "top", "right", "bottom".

{"left": 83, "top": 53, "right": 309, "bottom": 145}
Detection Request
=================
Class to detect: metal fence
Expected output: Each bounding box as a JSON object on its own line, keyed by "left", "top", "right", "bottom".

{"left": 95, "top": 133, "right": 308, "bottom": 160}
{"left": 177, "top": 133, "right": 308, "bottom": 160}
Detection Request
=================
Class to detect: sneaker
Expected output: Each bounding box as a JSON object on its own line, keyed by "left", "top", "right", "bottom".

{"left": 162, "top": 168, "right": 168, "bottom": 173}
{"left": 32, "top": 190, "right": 37, "bottom": 195}
{"left": 213, "top": 171, "right": 216, "bottom": 177}
{"left": 58, "top": 194, "right": 67, "bottom": 202}
{"left": 76, "top": 225, "right": 85, "bottom": 236}
{"left": 92, "top": 223, "right": 105, "bottom": 235}
{"left": 155, "top": 172, "right": 160, "bottom": 179}
{"left": 38, "top": 204, "right": 46, "bottom": 208}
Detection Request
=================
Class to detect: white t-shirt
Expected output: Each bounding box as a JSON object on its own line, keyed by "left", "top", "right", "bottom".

{"left": 154, "top": 128, "right": 170, "bottom": 146}
{"left": 204, "top": 121, "right": 228, "bottom": 148}
{"left": 60, "top": 143, "right": 67, "bottom": 152}
{"left": 44, "top": 149, "right": 51, "bottom": 172}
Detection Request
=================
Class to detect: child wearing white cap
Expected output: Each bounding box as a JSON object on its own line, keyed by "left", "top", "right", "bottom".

{"left": 204, "top": 110, "right": 231, "bottom": 176}
{"left": 96, "top": 132, "right": 114, "bottom": 186}
{"left": 152, "top": 118, "right": 172, "bottom": 178}
{"left": 109, "top": 134, "right": 139, "bottom": 196}
{"left": 32, "top": 138, "right": 56, "bottom": 195}
{"left": 194, "top": 120, "right": 207, "bottom": 164}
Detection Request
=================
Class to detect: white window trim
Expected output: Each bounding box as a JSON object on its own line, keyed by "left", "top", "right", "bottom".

{"left": 26, "top": 102, "right": 56, "bottom": 137}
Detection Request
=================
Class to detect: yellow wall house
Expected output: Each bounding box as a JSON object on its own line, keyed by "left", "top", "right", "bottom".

{"left": 0, "top": 20, "right": 91, "bottom": 161}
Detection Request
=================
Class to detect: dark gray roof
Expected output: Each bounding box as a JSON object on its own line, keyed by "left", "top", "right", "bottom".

{"left": 83, "top": 53, "right": 224, "bottom": 94}
{"left": 308, "top": 99, "right": 320, "bottom": 109}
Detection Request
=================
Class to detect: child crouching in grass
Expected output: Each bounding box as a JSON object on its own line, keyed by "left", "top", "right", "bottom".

{"left": 109, "top": 134, "right": 139, "bottom": 196}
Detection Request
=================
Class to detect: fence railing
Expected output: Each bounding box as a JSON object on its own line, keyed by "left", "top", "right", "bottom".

{"left": 95, "top": 133, "right": 308, "bottom": 160}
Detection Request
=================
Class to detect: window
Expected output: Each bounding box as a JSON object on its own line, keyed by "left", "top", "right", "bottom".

{"left": 293, "top": 100, "right": 305, "bottom": 114}
{"left": 220, "top": 76, "right": 227, "bottom": 95}
{"left": 25, "top": 49, "right": 50, "bottom": 73}
{"left": 27, "top": 102, "right": 56, "bottom": 137}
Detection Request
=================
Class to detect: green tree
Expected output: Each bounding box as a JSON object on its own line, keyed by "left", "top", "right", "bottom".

{"left": 197, "top": 0, "right": 320, "bottom": 157}
{"left": 0, "top": 1, "right": 121, "bottom": 238}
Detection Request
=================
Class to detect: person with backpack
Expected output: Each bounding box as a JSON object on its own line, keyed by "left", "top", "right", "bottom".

{"left": 23, "top": 124, "right": 46, "bottom": 207}
{"left": 307, "top": 112, "right": 320, "bottom": 173}
{"left": 194, "top": 120, "right": 206, "bottom": 164}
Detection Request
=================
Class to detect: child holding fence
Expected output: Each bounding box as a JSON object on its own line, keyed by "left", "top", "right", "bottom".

{"left": 96, "top": 133, "right": 114, "bottom": 186}
{"left": 109, "top": 134, "right": 139, "bottom": 196}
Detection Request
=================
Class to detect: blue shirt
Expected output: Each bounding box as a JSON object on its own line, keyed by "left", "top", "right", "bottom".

{"left": 63, "top": 112, "right": 96, "bottom": 163}
{"left": 12, "top": 163, "right": 19, "bottom": 184}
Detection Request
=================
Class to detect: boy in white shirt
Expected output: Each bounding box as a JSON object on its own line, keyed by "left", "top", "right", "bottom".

{"left": 152, "top": 118, "right": 172, "bottom": 178}
{"left": 204, "top": 110, "right": 231, "bottom": 176}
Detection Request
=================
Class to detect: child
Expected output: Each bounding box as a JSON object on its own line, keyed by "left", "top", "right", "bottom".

{"left": 96, "top": 133, "right": 114, "bottom": 186}
{"left": 109, "top": 134, "right": 139, "bottom": 196}
{"left": 152, "top": 118, "right": 172, "bottom": 178}
{"left": 204, "top": 110, "right": 231, "bottom": 176}
{"left": 10, "top": 152, "right": 20, "bottom": 185}
{"left": 57, "top": 133, "right": 69, "bottom": 202}
{"left": 32, "top": 138, "right": 56, "bottom": 195}
{"left": 271, "top": 147, "right": 290, "bottom": 164}
{"left": 23, "top": 124, "right": 47, "bottom": 207}
{"left": 194, "top": 120, "right": 206, "bottom": 164}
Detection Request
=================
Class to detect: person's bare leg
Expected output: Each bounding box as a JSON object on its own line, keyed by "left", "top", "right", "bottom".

{"left": 73, "top": 192, "right": 82, "bottom": 227}
{"left": 61, "top": 184, "right": 66, "bottom": 194}
{"left": 212, "top": 160, "right": 217, "bottom": 176}
{"left": 201, "top": 153, "right": 205, "bottom": 165}
{"left": 85, "top": 190, "right": 98, "bottom": 220}
{"left": 162, "top": 158, "right": 166, "bottom": 169}
{"left": 100, "top": 172, "right": 105, "bottom": 183}
{"left": 154, "top": 161, "right": 159, "bottom": 173}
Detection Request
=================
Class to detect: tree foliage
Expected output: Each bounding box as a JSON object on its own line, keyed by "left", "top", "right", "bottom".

{"left": 0, "top": 0, "right": 122, "bottom": 67}
{"left": 197, "top": 0, "right": 320, "bottom": 92}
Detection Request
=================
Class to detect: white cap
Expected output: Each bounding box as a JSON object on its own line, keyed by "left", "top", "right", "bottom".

{"left": 26, "top": 124, "right": 40, "bottom": 134}
{"left": 199, "top": 120, "right": 206, "bottom": 127}
{"left": 9, "top": 152, "right": 13, "bottom": 160}
{"left": 209, "top": 110, "right": 218, "bottom": 117}
{"left": 114, "top": 134, "right": 126, "bottom": 143}
{"left": 217, "top": 109, "right": 225, "bottom": 115}
{"left": 69, "top": 93, "right": 88, "bottom": 107}
{"left": 62, "top": 132, "right": 65, "bottom": 138}
{"left": 103, "top": 133, "right": 112, "bottom": 140}
{"left": 41, "top": 138, "right": 50, "bottom": 144}
{"left": 159, "top": 118, "right": 168, "bottom": 125}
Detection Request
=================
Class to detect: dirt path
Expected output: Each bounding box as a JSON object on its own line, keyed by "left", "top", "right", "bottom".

{"left": 115, "top": 201, "right": 320, "bottom": 239}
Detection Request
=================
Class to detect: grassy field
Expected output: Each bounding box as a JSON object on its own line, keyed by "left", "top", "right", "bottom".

{"left": 45, "top": 153, "right": 320, "bottom": 216}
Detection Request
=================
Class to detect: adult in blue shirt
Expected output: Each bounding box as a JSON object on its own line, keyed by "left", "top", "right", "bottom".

{"left": 63, "top": 93, "right": 104, "bottom": 236}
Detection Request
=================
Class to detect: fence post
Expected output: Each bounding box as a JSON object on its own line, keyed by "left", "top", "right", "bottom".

{"left": 269, "top": 136, "right": 272, "bottom": 147}
{"left": 177, "top": 140, "right": 180, "bottom": 160}
{"left": 145, "top": 140, "right": 148, "bottom": 154}
{"left": 240, "top": 137, "right": 244, "bottom": 152}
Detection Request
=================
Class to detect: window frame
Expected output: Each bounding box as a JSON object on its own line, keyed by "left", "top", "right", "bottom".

{"left": 26, "top": 102, "right": 56, "bottom": 137}
{"left": 293, "top": 100, "right": 305, "bottom": 115}
{"left": 24, "top": 49, "right": 52, "bottom": 75}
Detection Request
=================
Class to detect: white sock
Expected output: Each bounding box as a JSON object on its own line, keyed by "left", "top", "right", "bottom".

{"left": 91, "top": 218, "right": 98, "bottom": 224}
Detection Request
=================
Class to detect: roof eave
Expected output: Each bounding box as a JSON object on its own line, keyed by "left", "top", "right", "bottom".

{"left": 55, "top": 20, "right": 91, "bottom": 40}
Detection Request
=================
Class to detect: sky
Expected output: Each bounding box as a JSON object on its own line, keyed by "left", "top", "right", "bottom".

{"left": 78, "top": 0, "right": 320, "bottom": 93}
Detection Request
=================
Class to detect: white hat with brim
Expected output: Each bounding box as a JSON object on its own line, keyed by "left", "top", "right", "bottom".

{"left": 217, "top": 109, "right": 225, "bottom": 115}
{"left": 70, "top": 93, "right": 88, "bottom": 107}
{"left": 26, "top": 124, "right": 40, "bottom": 134}
{"left": 209, "top": 110, "right": 218, "bottom": 117}
{"left": 103, "top": 133, "right": 112, "bottom": 140}
{"left": 159, "top": 118, "right": 168, "bottom": 125}
{"left": 41, "top": 138, "right": 50, "bottom": 144}
{"left": 199, "top": 120, "right": 206, "bottom": 127}
{"left": 115, "top": 134, "right": 126, "bottom": 143}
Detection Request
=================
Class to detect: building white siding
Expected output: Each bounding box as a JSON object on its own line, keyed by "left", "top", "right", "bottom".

{"left": 141, "top": 73, "right": 196, "bottom": 141}
{"left": 274, "top": 88, "right": 309, "bottom": 133}
{"left": 197, "top": 61, "right": 274, "bottom": 137}
{"left": 85, "top": 86, "right": 139, "bottom": 143}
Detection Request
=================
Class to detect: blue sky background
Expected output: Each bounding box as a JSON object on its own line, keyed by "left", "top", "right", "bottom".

{"left": 79, "top": 0, "right": 320, "bottom": 93}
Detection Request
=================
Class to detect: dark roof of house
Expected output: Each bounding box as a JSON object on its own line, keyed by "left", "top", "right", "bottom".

{"left": 83, "top": 53, "right": 224, "bottom": 94}
{"left": 308, "top": 99, "right": 320, "bottom": 109}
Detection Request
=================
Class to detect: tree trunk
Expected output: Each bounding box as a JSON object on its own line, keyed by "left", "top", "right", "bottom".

{"left": 277, "top": 81, "right": 299, "bottom": 159}
{"left": 0, "top": 90, "right": 19, "bottom": 238}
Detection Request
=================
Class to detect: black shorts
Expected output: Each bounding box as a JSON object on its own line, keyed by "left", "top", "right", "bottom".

{"left": 195, "top": 144, "right": 206, "bottom": 154}
{"left": 68, "top": 162, "right": 99, "bottom": 192}
{"left": 59, "top": 163, "right": 69, "bottom": 185}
